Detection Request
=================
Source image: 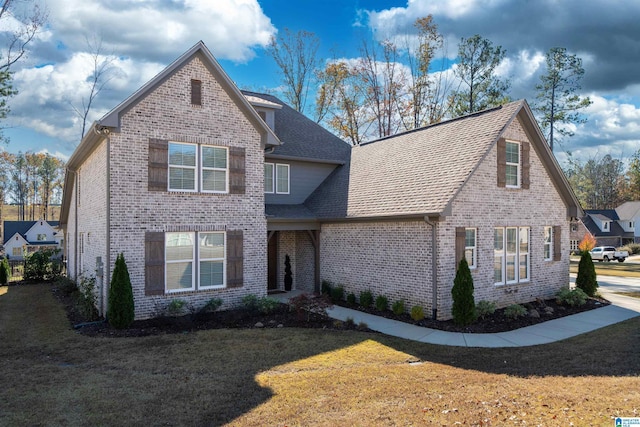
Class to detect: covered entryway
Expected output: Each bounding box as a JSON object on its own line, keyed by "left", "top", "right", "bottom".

{"left": 267, "top": 226, "right": 320, "bottom": 294}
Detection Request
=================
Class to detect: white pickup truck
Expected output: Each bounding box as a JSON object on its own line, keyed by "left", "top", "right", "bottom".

{"left": 590, "top": 246, "right": 629, "bottom": 262}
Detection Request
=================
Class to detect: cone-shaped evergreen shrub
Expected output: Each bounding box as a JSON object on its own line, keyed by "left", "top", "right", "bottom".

{"left": 575, "top": 251, "right": 598, "bottom": 297}
{"left": 284, "top": 254, "right": 292, "bottom": 291}
{"left": 0, "top": 257, "right": 10, "bottom": 285}
{"left": 451, "top": 258, "right": 476, "bottom": 325}
{"left": 108, "top": 253, "right": 135, "bottom": 329}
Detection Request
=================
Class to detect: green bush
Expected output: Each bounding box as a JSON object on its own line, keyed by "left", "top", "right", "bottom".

{"left": 0, "top": 257, "right": 9, "bottom": 285}
{"left": 76, "top": 275, "right": 99, "bottom": 319}
{"left": 107, "top": 253, "right": 135, "bottom": 329}
{"left": 359, "top": 290, "right": 373, "bottom": 308}
{"left": 375, "top": 295, "right": 388, "bottom": 311}
{"left": 555, "top": 287, "right": 588, "bottom": 306}
{"left": 24, "top": 249, "right": 60, "bottom": 282}
{"left": 166, "top": 299, "right": 187, "bottom": 316}
{"left": 576, "top": 251, "right": 598, "bottom": 297}
{"left": 257, "top": 297, "right": 280, "bottom": 314}
{"left": 321, "top": 280, "right": 332, "bottom": 295}
{"left": 241, "top": 294, "right": 259, "bottom": 311}
{"left": 504, "top": 304, "right": 527, "bottom": 319}
{"left": 200, "top": 297, "right": 223, "bottom": 313}
{"left": 392, "top": 300, "right": 405, "bottom": 315}
{"left": 451, "top": 258, "right": 476, "bottom": 326}
{"left": 476, "top": 300, "right": 496, "bottom": 319}
{"left": 346, "top": 292, "right": 356, "bottom": 305}
{"left": 410, "top": 305, "right": 425, "bottom": 321}
{"left": 330, "top": 285, "right": 345, "bottom": 302}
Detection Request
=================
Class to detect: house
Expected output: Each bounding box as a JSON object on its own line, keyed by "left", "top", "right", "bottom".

{"left": 2, "top": 220, "right": 62, "bottom": 260}
{"left": 616, "top": 201, "right": 640, "bottom": 243}
{"left": 60, "top": 41, "right": 581, "bottom": 321}
{"left": 580, "top": 210, "right": 634, "bottom": 247}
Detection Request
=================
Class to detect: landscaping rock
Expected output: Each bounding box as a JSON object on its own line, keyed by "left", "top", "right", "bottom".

{"left": 544, "top": 306, "right": 554, "bottom": 315}
{"left": 254, "top": 322, "right": 264, "bottom": 328}
{"left": 528, "top": 309, "right": 540, "bottom": 318}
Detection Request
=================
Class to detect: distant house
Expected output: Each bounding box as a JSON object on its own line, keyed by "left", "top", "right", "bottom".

{"left": 616, "top": 201, "right": 640, "bottom": 243}
{"left": 2, "top": 220, "right": 63, "bottom": 260}
{"left": 60, "top": 41, "right": 582, "bottom": 321}
{"left": 580, "top": 209, "right": 635, "bottom": 247}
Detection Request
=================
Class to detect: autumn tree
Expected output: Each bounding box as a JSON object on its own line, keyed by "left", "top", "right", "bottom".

{"left": 534, "top": 47, "right": 592, "bottom": 152}
{"left": 449, "top": 35, "right": 511, "bottom": 116}
{"left": 266, "top": 28, "right": 320, "bottom": 115}
{"left": 316, "top": 60, "right": 369, "bottom": 145}
{"left": 623, "top": 149, "right": 640, "bottom": 200}
{"left": 401, "top": 15, "right": 452, "bottom": 129}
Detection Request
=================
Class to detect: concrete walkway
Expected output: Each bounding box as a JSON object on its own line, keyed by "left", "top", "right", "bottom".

{"left": 275, "top": 288, "right": 640, "bottom": 348}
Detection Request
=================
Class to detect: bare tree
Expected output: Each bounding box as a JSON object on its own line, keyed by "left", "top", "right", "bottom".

{"left": 266, "top": 28, "right": 320, "bottom": 115}
{"left": 0, "top": 0, "right": 48, "bottom": 71}
{"left": 38, "top": 153, "right": 63, "bottom": 220}
{"left": 71, "top": 36, "right": 117, "bottom": 139}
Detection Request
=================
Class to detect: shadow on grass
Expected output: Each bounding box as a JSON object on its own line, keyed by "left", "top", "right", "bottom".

{"left": 1, "top": 283, "right": 639, "bottom": 426}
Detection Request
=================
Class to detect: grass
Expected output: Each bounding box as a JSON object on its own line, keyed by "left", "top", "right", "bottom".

{"left": 1, "top": 284, "right": 640, "bottom": 426}
{"left": 570, "top": 258, "right": 640, "bottom": 278}
{"left": 615, "top": 291, "right": 640, "bottom": 299}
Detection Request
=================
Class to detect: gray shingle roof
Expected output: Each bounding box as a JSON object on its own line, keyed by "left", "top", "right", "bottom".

{"left": 241, "top": 91, "right": 351, "bottom": 164}
{"left": 3, "top": 221, "right": 59, "bottom": 244}
{"left": 265, "top": 204, "right": 317, "bottom": 220}
{"left": 616, "top": 201, "right": 640, "bottom": 220}
{"left": 305, "top": 101, "right": 525, "bottom": 219}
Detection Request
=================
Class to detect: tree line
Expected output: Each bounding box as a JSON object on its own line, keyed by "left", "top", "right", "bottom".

{"left": 266, "top": 15, "right": 591, "bottom": 151}
{"left": 0, "top": 151, "right": 66, "bottom": 222}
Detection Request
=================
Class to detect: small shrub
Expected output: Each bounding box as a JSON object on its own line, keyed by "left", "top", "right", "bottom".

{"left": 346, "top": 292, "right": 356, "bottom": 305}
{"left": 359, "top": 290, "right": 373, "bottom": 308}
{"left": 344, "top": 317, "right": 355, "bottom": 328}
{"left": 200, "top": 297, "right": 223, "bottom": 313}
{"left": 333, "top": 320, "right": 344, "bottom": 328}
{"left": 392, "top": 300, "right": 405, "bottom": 315}
{"left": 451, "top": 258, "right": 476, "bottom": 326}
{"left": 108, "top": 253, "right": 135, "bottom": 329}
{"left": 167, "top": 299, "right": 187, "bottom": 316}
{"left": 0, "top": 257, "right": 10, "bottom": 285}
{"left": 24, "top": 249, "right": 60, "bottom": 282}
{"left": 77, "top": 275, "right": 99, "bottom": 319}
{"left": 504, "top": 304, "right": 527, "bottom": 319}
{"left": 257, "top": 297, "right": 280, "bottom": 314}
{"left": 357, "top": 322, "right": 368, "bottom": 330}
{"left": 241, "top": 294, "right": 259, "bottom": 311}
{"left": 410, "top": 305, "right": 425, "bottom": 321}
{"left": 576, "top": 251, "right": 598, "bottom": 297}
{"left": 321, "top": 280, "right": 332, "bottom": 295}
{"left": 375, "top": 295, "right": 389, "bottom": 311}
{"left": 620, "top": 243, "right": 640, "bottom": 255}
{"left": 288, "top": 294, "right": 333, "bottom": 321}
{"left": 555, "top": 287, "right": 588, "bottom": 307}
{"left": 476, "top": 300, "right": 496, "bottom": 319}
{"left": 330, "top": 285, "right": 345, "bottom": 302}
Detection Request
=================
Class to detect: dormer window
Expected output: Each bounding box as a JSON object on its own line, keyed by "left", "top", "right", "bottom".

{"left": 603, "top": 222, "right": 609, "bottom": 231}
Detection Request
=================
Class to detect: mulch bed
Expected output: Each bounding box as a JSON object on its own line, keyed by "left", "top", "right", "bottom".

{"left": 48, "top": 281, "right": 610, "bottom": 338}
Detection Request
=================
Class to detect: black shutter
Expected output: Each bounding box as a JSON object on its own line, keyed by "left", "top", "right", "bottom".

{"left": 228, "top": 147, "right": 246, "bottom": 195}
{"left": 227, "top": 230, "right": 243, "bottom": 288}
{"left": 553, "top": 226, "right": 562, "bottom": 261}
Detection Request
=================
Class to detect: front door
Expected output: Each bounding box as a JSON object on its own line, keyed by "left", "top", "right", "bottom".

{"left": 267, "top": 233, "right": 278, "bottom": 290}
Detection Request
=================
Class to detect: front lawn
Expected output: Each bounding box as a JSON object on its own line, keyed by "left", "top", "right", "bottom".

{"left": 1, "top": 284, "right": 639, "bottom": 426}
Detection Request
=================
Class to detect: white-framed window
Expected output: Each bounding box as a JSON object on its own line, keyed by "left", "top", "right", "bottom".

{"left": 603, "top": 221, "right": 609, "bottom": 231}
{"left": 169, "top": 142, "right": 197, "bottom": 191}
{"left": 264, "top": 163, "right": 274, "bottom": 193}
{"left": 570, "top": 240, "right": 579, "bottom": 252}
{"left": 630, "top": 222, "right": 635, "bottom": 228}
{"left": 494, "top": 227, "right": 529, "bottom": 285}
{"left": 201, "top": 145, "right": 228, "bottom": 193}
{"left": 543, "top": 226, "right": 553, "bottom": 261}
{"left": 199, "top": 232, "right": 226, "bottom": 289}
{"left": 276, "top": 164, "right": 290, "bottom": 194}
{"left": 165, "top": 231, "right": 226, "bottom": 292}
{"left": 465, "top": 228, "right": 477, "bottom": 269}
{"left": 12, "top": 247, "right": 21, "bottom": 256}
{"left": 505, "top": 141, "right": 520, "bottom": 188}
{"left": 37, "top": 234, "right": 47, "bottom": 241}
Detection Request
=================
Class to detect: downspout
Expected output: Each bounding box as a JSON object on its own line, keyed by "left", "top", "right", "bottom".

{"left": 98, "top": 126, "right": 112, "bottom": 317}
{"left": 424, "top": 216, "right": 438, "bottom": 320}
{"left": 73, "top": 169, "right": 79, "bottom": 280}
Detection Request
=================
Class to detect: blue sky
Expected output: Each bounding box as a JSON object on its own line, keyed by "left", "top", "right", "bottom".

{"left": 2, "top": 0, "right": 639, "bottom": 166}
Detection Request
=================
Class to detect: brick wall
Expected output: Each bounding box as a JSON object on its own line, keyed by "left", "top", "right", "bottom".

{"left": 70, "top": 55, "right": 267, "bottom": 319}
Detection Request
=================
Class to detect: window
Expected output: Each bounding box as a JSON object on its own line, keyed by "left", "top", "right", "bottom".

{"left": 465, "top": 228, "right": 477, "bottom": 269}
{"left": 165, "top": 231, "right": 226, "bottom": 292}
{"left": 191, "top": 79, "right": 202, "bottom": 105}
{"left": 276, "top": 164, "right": 290, "bottom": 194}
{"left": 570, "top": 240, "right": 579, "bottom": 252}
{"left": 603, "top": 222, "right": 609, "bottom": 231}
{"left": 201, "top": 146, "right": 228, "bottom": 193}
{"left": 494, "top": 227, "right": 529, "bottom": 285}
{"left": 630, "top": 222, "right": 634, "bottom": 228}
{"left": 12, "top": 247, "right": 21, "bottom": 256}
{"left": 505, "top": 141, "right": 520, "bottom": 187}
{"left": 264, "top": 163, "right": 274, "bottom": 193}
{"left": 544, "top": 226, "right": 553, "bottom": 261}
{"left": 37, "top": 234, "right": 47, "bottom": 241}
{"left": 169, "top": 142, "right": 197, "bottom": 191}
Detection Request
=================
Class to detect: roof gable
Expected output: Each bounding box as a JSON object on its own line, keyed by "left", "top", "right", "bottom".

{"left": 3, "top": 220, "right": 59, "bottom": 244}
{"left": 616, "top": 201, "right": 640, "bottom": 219}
